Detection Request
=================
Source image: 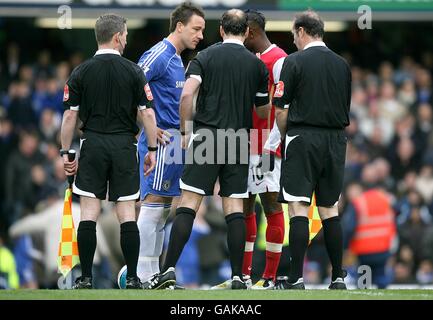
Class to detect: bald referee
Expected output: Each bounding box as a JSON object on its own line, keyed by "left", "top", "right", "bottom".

{"left": 147, "top": 9, "right": 271, "bottom": 290}
{"left": 61, "top": 14, "right": 157, "bottom": 289}
{"left": 273, "top": 10, "right": 351, "bottom": 290}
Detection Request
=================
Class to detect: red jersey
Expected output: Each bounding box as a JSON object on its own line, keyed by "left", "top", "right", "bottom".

{"left": 251, "top": 44, "right": 287, "bottom": 156}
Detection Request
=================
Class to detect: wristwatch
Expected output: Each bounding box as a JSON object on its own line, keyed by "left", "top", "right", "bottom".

{"left": 59, "top": 149, "right": 69, "bottom": 156}
{"left": 148, "top": 146, "right": 158, "bottom": 151}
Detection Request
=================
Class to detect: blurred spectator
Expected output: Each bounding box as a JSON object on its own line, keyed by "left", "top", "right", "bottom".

{"left": 393, "top": 261, "right": 416, "bottom": 284}
{"left": 12, "top": 235, "right": 38, "bottom": 289}
{"left": 44, "top": 78, "right": 64, "bottom": 116}
{"left": 343, "top": 187, "right": 396, "bottom": 288}
{"left": 398, "top": 201, "right": 432, "bottom": 273}
{"left": 6, "top": 81, "right": 37, "bottom": 130}
{"left": 344, "top": 142, "right": 369, "bottom": 185}
{"left": 398, "top": 78, "right": 417, "bottom": 109}
{"left": 55, "top": 62, "right": 70, "bottom": 88}
{"left": 373, "top": 157, "right": 395, "bottom": 191}
{"left": 345, "top": 113, "right": 367, "bottom": 148}
{"left": 350, "top": 86, "right": 368, "bottom": 121}
{"left": 38, "top": 108, "right": 61, "bottom": 142}
{"left": 378, "top": 81, "right": 407, "bottom": 124}
{"left": 416, "top": 103, "right": 433, "bottom": 145}
{"left": 33, "top": 50, "right": 54, "bottom": 79}
{"left": 4, "top": 129, "right": 45, "bottom": 225}
{"left": 0, "top": 228, "right": 20, "bottom": 289}
{"left": 303, "top": 261, "right": 322, "bottom": 285}
{"left": 5, "top": 43, "right": 21, "bottom": 82}
{"left": 415, "top": 68, "right": 432, "bottom": 104}
{"left": 32, "top": 77, "right": 48, "bottom": 119}
{"left": 0, "top": 114, "right": 17, "bottom": 223}
{"left": 394, "top": 56, "right": 416, "bottom": 85}
{"left": 389, "top": 138, "right": 420, "bottom": 181}
{"left": 364, "top": 126, "right": 387, "bottom": 159}
{"left": 421, "top": 226, "right": 433, "bottom": 264}
{"left": 416, "top": 260, "right": 433, "bottom": 284}
{"left": 18, "top": 65, "right": 34, "bottom": 85}
{"left": 69, "top": 52, "right": 84, "bottom": 69}
{"left": 415, "top": 164, "right": 433, "bottom": 207}
{"left": 378, "top": 61, "right": 394, "bottom": 82}
{"left": 359, "top": 100, "right": 394, "bottom": 145}
{"left": 396, "top": 170, "right": 418, "bottom": 198}
{"left": 198, "top": 195, "right": 231, "bottom": 286}
{"left": 395, "top": 189, "right": 432, "bottom": 226}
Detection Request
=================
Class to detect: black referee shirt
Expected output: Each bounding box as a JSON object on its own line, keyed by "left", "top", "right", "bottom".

{"left": 63, "top": 49, "right": 154, "bottom": 136}
{"left": 273, "top": 42, "right": 351, "bottom": 130}
{"left": 186, "top": 40, "right": 269, "bottom": 130}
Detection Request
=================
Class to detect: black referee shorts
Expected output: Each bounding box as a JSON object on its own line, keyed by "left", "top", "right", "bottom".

{"left": 73, "top": 131, "right": 139, "bottom": 201}
{"left": 279, "top": 127, "right": 347, "bottom": 207}
{"left": 180, "top": 126, "right": 249, "bottom": 198}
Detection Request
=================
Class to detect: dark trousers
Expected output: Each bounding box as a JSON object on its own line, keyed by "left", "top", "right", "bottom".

{"left": 358, "top": 251, "right": 391, "bottom": 289}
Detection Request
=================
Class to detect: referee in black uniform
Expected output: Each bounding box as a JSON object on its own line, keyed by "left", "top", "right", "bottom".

{"left": 61, "top": 14, "right": 158, "bottom": 289}
{"left": 273, "top": 10, "right": 351, "bottom": 290}
{"left": 148, "top": 9, "right": 270, "bottom": 290}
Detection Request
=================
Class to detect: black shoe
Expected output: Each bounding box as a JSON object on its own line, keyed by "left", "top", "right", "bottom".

{"left": 275, "top": 276, "right": 289, "bottom": 290}
{"left": 231, "top": 276, "right": 247, "bottom": 290}
{"left": 275, "top": 276, "right": 306, "bottom": 290}
{"left": 172, "top": 284, "right": 186, "bottom": 290}
{"left": 72, "top": 276, "right": 92, "bottom": 289}
{"left": 286, "top": 278, "right": 305, "bottom": 290}
{"left": 147, "top": 267, "right": 176, "bottom": 290}
{"left": 126, "top": 276, "right": 143, "bottom": 289}
{"left": 164, "top": 284, "right": 186, "bottom": 290}
{"left": 329, "top": 270, "right": 347, "bottom": 290}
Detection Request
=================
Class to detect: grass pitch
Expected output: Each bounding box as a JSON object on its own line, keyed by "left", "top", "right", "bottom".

{"left": 0, "top": 289, "right": 432, "bottom": 300}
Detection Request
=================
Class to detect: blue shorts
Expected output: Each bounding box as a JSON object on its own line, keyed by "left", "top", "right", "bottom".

{"left": 138, "top": 129, "right": 184, "bottom": 200}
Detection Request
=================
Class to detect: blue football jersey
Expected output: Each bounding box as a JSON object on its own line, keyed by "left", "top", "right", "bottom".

{"left": 137, "top": 38, "right": 185, "bottom": 130}
{"left": 137, "top": 39, "right": 185, "bottom": 199}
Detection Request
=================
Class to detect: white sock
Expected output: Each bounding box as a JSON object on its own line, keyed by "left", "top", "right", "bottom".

{"left": 137, "top": 203, "right": 170, "bottom": 281}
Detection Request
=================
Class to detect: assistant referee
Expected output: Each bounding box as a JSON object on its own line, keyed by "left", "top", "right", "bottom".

{"left": 273, "top": 10, "right": 351, "bottom": 290}
{"left": 61, "top": 14, "right": 157, "bottom": 289}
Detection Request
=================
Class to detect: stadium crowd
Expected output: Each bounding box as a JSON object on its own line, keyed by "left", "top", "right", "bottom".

{"left": 1, "top": 41, "right": 433, "bottom": 289}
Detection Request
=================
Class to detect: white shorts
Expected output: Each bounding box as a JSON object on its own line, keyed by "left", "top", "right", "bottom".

{"left": 247, "top": 154, "right": 281, "bottom": 195}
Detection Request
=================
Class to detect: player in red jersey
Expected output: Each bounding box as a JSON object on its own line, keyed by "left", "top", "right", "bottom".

{"left": 211, "top": 9, "right": 288, "bottom": 290}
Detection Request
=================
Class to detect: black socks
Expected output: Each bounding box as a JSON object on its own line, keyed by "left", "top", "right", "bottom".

{"left": 120, "top": 221, "right": 140, "bottom": 279}
{"left": 225, "top": 212, "right": 246, "bottom": 278}
{"left": 322, "top": 216, "right": 344, "bottom": 281}
{"left": 77, "top": 220, "right": 97, "bottom": 278}
{"left": 288, "top": 216, "right": 309, "bottom": 282}
{"left": 162, "top": 207, "right": 196, "bottom": 272}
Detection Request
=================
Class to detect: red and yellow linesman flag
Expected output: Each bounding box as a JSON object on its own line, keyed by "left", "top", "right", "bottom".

{"left": 307, "top": 194, "right": 322, "bottom": 244}
{"left": 257, "top": 193, "right": 322, "bottom": 249}
{"left": 57, "top": 187, "right": 79, "bottom": 277}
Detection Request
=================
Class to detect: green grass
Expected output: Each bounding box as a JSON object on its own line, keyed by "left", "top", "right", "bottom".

{"left": 0, "top": 289, "right": 432, "bottom": 300}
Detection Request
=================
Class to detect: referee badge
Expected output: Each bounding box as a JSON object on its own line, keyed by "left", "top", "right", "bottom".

{"left": 162, "top": 180, "right": 171, "bottom": 191}
{"left": 63, "top": 84, "right": 69, "bottom": 101}
{"left": 144, "top": 83, "right": 153, "bottom": 101}
{"left": 274, "top": 81, "right": 284, "bottom": 98}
